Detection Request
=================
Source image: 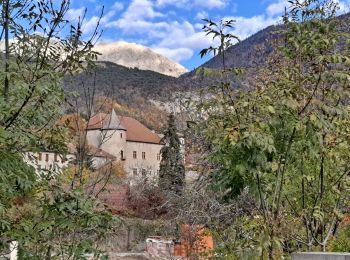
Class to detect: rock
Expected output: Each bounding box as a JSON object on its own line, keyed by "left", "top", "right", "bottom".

{"left": 93, "top": 41, "right": 188, "bottom": 77}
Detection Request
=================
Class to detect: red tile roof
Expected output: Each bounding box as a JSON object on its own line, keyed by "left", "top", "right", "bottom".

{"left": 86, "top": 113, "right": 108, "bottom": 130}
{"left": 87, "top": 112, "right": 161, "bottom": 144}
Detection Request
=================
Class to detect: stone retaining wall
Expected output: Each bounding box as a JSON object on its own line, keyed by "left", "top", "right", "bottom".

{"left": 292, "top": 252, "right": 350, "bottom": 260}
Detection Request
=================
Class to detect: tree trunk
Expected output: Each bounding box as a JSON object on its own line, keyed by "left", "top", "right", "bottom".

{"left": 2, "top": 0, "right": 10, "bottom": 100}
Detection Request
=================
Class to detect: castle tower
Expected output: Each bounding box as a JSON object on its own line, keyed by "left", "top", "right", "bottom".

{"left": 100, "top": 109, "right": 127, "bottom": 161}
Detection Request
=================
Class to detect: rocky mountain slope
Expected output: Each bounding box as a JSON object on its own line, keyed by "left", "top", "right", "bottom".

{"left": 93, "top": 42, "right": 188, "bottom": 77}
{"left": 181, "top": 12, "right": 350, "bottom": 89}
{"left": 181, "top": 24, "right": 281, "bottom": 84}
{"left": 186, "top": 12, "right": 350, "bottom": 75}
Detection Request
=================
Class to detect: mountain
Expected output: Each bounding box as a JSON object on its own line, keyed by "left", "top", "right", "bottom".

{"left": 65, "top": 61, "right": 179, "bottom": 98}
{"left": 93, "top": 41, "right": 188, "bottom": 77}
{"left": 178, "top": 23, "right": 284, "bottom": 90}
{"left": 65, "top": 25, "right": 283, "bottom": 127}
{"left": 64, "top": 61, "right": 181, "bottom": 130}
{"left": 181, "top": 24, "right": 281, "bottom": 84}
{"left": 185, "top": 12, "right": 350, "bottom": 76}
{"left": 181, "top": 12, "right": 350, "bottom": 89}
{"left": 66, "top": 13, "right": 350, "bottom": 130}
{"left": 201, "top": 25, "right": 280, "bottom": 70}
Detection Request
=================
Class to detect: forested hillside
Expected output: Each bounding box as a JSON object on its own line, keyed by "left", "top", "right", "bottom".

{"left": 64, "top": 61, "right": 180, "bottom": 130}
{"left": 182, "top": 12, "right": 350, "bottom": 85}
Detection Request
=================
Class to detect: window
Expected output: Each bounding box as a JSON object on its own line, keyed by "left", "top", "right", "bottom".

{"left": 45, "top": 153, "right": 49, "bottom": 162}
{"left": 133, "top": 151, "right": 137, "bottom": 159}
{"left": 120, "top": 133, "right": 123, "bottom": 138}
{"left": 142, "top": 152, "right": 146, "bottom": 160}
{"left": 142, "top": 169, "right": 146, "bottom": 176}
{"left": 133, "top": 168, "right": 138, "bottom": 176}
{"left": 38, "top": 153, "right": 42, "bottom": 161}
{"left": 121, "top": 150, "right": 124, "bottom": 160}
{"left": 157, "top": 153, "right": 160, "bottom": 161}
{"left": 54, "top": 154, "right": 58, "bottom": 162}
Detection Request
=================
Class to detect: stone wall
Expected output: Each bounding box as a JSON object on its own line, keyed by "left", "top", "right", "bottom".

{"left": 292, "top": 252, "right": 350, "bottom": 260}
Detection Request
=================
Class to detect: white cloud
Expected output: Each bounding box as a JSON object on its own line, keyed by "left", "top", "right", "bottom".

{"left": 336, "top": 0, "right": 350, "bottom": 13}
{"left": 196, "top": 10, "right": 208, "bottom": 20}
{"left": 65, "top": 7, "right": 85, "bottom": 21}
{"left": 83, "top": 16, "right": 100, "bottom": 34}
{"left": 193, "top": 0, "right": 227, "bottom": 8}
{"left": 156, "top": 0, "right": 227, "bottom": 9}
{"left": 266, "top": 0, "right": 288, "bottom": 17}
{"left": 103, "top": 0, "right": 165, "bottom": 36}
{"left": 123, "top": 0, "right": 163, "bottom": 21}
{"left": 226, "top": 15, "right": 280, "bottom": 40}
{"left": 156, "top": 0, "right": 187, "bottom": 6}
{"left": 152, "top": 47, "right": 193, "bottom": 62}
{"left": 156, "top": 25, "right": 213, "bottom": 50}
{"left": 83, "top": 9, "right": 116, "bottom": 34}
{"left": 112, "top": 2, "right": 124, "bottom": 11}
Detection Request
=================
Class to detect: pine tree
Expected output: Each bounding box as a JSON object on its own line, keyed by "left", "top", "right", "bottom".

{"left": 159, "top": 114, "right": 185, "bottom": 195}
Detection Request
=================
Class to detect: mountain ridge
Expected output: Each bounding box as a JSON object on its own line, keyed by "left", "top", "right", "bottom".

{"left": 93, "top": 41, "right": 188, "bottom": 77}
{"left": 187, "top": 12, "right": 350, "bottom": 75}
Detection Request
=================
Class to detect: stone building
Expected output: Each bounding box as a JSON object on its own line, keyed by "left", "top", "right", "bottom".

{"left": 86, "top": 110, "right": 163, "bottom": 180}
{"left": 24, "top": 151, "right": 74, "bottom": 173}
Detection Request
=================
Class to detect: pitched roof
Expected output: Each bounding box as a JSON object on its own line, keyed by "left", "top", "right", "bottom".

{"left": 119, "top": 116, "right": 161, "bottom": 144}
{"left": 102, "top": 109, "right": 126, "bottom": 130}
{"left": 87, "top": 112, "right": 161, "bottom": 144}
{"left": 86, "top": 113, "right": 108, "bottom": 130}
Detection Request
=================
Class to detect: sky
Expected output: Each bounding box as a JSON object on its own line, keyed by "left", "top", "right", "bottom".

{"left": 68, "top": 0, "right": 350, "bottom": 71}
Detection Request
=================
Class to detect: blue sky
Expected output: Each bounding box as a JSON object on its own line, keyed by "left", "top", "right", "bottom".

{"left": 68, "top": 0, "right": 350, "bottom": 70}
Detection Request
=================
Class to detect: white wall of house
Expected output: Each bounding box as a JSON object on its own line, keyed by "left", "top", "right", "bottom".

{"left": 124, "top": 141, "right": 163, "bottom": 179}
{"left": 86, "top": 128, "right": 163, "bottom": 180}
{"left": 24, "top": 152, "right": 74, "bottom": 174}
{"left": 86, "top": 130, "right": 101, "bottom": 148}
{"left": 100, "top": 129, "right": 127, "bottom": 160}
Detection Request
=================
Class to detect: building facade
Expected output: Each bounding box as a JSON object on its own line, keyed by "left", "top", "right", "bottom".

{"left": 24, "top": 152, "right": 73, "bottom": 174}
{"left": 86, "top": 110, "right": 163, "bottom": 180}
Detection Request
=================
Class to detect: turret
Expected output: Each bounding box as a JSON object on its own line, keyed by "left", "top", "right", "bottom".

{"left": 100, "top": 109, "right": 127, "bottom": 160}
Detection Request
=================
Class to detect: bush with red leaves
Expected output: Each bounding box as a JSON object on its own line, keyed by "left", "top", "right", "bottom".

{"left": 127, "top": 182, "right": 168, "bottom": 220}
